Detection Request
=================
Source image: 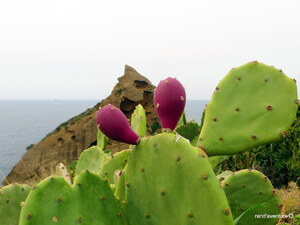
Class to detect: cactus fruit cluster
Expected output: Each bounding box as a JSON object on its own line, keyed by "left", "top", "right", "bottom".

{"left": 1, "top": 61, "right": 298, "bottom": 225}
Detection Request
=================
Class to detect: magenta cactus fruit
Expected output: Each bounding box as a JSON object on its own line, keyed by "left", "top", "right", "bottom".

{"left": 96, "top": 104, "right": 140, "bottom": 145}
{"left": 154, "top": 77, "right": 186, "bottom": 130}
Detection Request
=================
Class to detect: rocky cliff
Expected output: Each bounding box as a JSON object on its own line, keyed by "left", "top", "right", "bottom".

{"left": 4, "top": 65, "right": 158, "bottom": 185}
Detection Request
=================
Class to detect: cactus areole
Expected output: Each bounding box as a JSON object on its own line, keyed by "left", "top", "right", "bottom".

{"left": 96, "top": 104, "right": 140, "bottom": 145}
{"left": 154, "top": 77, "right": 186, "bottom": 130}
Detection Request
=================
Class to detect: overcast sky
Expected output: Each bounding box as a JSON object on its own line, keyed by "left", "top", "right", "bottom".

{"left": 0, "top": 0, "right": 299, "bottom": 100}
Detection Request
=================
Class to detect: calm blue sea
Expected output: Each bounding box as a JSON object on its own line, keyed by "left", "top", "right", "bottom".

{"left": 0, "top": 100, "right": 207, "bottom": 182}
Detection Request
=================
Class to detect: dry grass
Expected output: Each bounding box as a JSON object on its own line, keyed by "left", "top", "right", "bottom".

{"left": 277, "top": 182, "right": 300, "bottom": 225}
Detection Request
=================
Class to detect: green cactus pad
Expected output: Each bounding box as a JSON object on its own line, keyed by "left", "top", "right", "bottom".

{"left": 75, "top": 146, "right": 106, "bottom": 176}
{"left": 97, "top": 128, "right": 108, "bottom": 149}
{"left": 131, "top": 104, "right": 147, "bottom": 137}
{"left": 121, "top": 132, "right": 234, "bottom": 225}
{"left": 0, "top": 183, "right": 31, "bottom": 225}
{"left": 100, "top": 149, "right": 130, "bottom": 185}
{"left": 19, "top": 172, "right": 125, "bottom": 225}
{"left": 199, "top": 62, "right": 298, "bottom": 156}
{"left": 222, "top": 169, "right": 282, "bottom": 225}
{"left": 175, "top": 121, "right": 201, "bottom": 143}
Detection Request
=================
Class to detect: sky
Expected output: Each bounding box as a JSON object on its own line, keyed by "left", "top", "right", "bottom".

{"left": 0, "top": 0, "right": 300, "bottom": 100}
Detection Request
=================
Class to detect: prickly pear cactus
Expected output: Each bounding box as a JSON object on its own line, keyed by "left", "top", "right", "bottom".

{"left": 100, "top": 149, "right": 130, "bottom": 185}
{"left": 131, "top": 104, "right": 147, "bottom": 137}
{"left": 199, "top": 62, "right": 298, "bottom": 156}
{"left": 222, "top": 169, "right": 282, "bottom": 225}
{"left": 97, "top": 128, "right": 108, "bottom": 149}
{"left": 175, "top": 120, "right": 201, "bottom": 143}
{"left": 19, "top": 171, "right": 126, "bottom": 225}
{"left": 120, "top": 132, "right": 234, "bottom": 225}
{"left": 75, "top": 146, "right": 106, "bottom": 176}
{"left": 0, "top": 183, "right": 31, "bottom": 225}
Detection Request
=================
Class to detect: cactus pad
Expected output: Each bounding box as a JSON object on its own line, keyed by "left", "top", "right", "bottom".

{"left": 199, "top": 62, "right": 298, "bottom": 156}
{"left": 121, "top": 133, "right": 234, "bottom": 225}
{"left": 100, "top": 149, "right": 130, "bottom": 185}
{"left": 0, "top": 183, "right": 31, "bottom": 225}
{"left": 175, "top": 121, "right": 201, "bottom": 143}
{"left": 131, "top": 104, "right": 147, "bottom": 137}
{"left": 75, "top": 146, "right": 106, "bottom": 177}
{"left": 222, "top": 169, "right": 282, "bottom": 225}
{"left": 19, "top": 171, "right": 125, "bottom": 225}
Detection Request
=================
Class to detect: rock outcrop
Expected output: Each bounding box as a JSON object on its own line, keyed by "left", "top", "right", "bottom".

{"left": 4, "top": 65, "right": 158, "bottom": 185}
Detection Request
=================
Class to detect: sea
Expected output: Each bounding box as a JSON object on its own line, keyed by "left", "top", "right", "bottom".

{"left": 0, "top": 100, "right": 207, "bottom": 183}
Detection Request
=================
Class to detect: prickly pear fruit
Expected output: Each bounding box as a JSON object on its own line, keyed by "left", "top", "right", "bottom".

{"left": 96, "top": 104, "right": 140, "bottom": 145}
{"left": 119, "top": 133, "right": 234, "bottom": 225}
{"left": 222, "top": 169, "right": 282, "bottom": 225}
{"left": 154, "top": 77, "right": 186, "bottom": 130}
{"left": 0, "top": 183, "right": 31, "bottom": 225}
{"left": 199, "top": 62, "right": 298, "bottom": 156}
{"left": 19, "top": 172, "right": 125, "bottom": 225}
